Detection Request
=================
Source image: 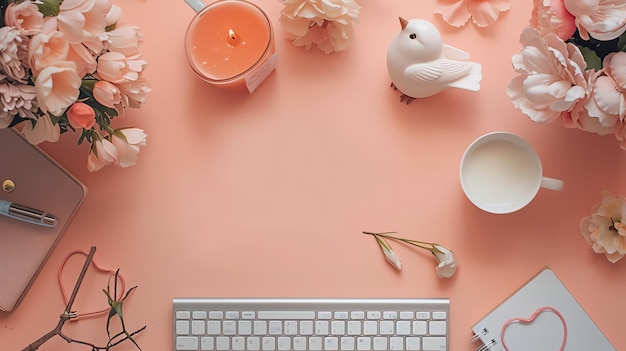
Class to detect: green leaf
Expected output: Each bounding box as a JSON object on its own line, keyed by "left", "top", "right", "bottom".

{"left": 106, "top": 22, "right": 117, "bottom": 32}
{"left": 579, "top": 46, "right": 602, "bottom": 70}
{"left": 618, "top": 32, "right": 626, "bottom": 52}
{"left": 37, "top": 0, "right": 61, "bottom": 17}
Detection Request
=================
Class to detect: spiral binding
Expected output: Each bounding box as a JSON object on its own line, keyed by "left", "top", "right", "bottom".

{"left": 471, "top": 328, "right": 496, "bottom": 351}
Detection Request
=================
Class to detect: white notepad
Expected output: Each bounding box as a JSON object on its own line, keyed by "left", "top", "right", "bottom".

{"left": 0, "top": 128, "right": 86, "bottom": 312}
{"left": 471, "top": 267, "right": 615, "bottom": 351}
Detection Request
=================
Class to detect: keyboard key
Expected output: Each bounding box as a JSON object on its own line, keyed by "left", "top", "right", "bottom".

{"left": 176, "top": 336, "right": 198, "bottom": 350}
{"left": 406, "top": 337, "right": 420, "bottom": 351}
{"left": 225, "top": 311, "right": 240, "bottom": 319}
{"left": 284, "top": 321, "right": 298, "bottom": 335}
{"left": 309, "top": 336, "right": 323, "bottom": 350}
{"left": 396, "top": 321, "right": 411, "bottom": 335}
{"left": 193, "top": 311, "right": 207, "bottom": 319}
{"left": 340, "top": 336, "right": 355, "bottom": 350}
{"left": 373, "top": 337, "right": 387, "bottom": 350}
{"left": 176, "top": 311, "right": 191, "bottom": 319}
{"left": 356, "top": 337, "right": 371, "bottom": 351}
{"left": 429, "top": 320, "right": 447, "bottom": 335}
{"left": 315, "top": 321, "right": 329, "bottom": 335}
{"left": 247, "top": 337, "right": 260, "bottom": 351}
{"left": 215, "top": 336, "right": 229, "bottom": 350}
{"left": 383, "top": 311, "right": 397, "bottom": 319}
{"left": 200, "top": 336, "right": 214, "bottom": 350}
{"left": 262, "top": 336, "right": 276, "bottom": 350}
{"left": 258, "top": 311, "right": 316, "bottom": 320}
{"left": 239, "top": 320, "right": 252, "bottom": 335}
{"left": 324, "top": 336, "right": 339, "bottom": 351}
{"left": 208, "top": 311, "right": 223, "bottom": 319}
{"left": 389, "top": 336, "right": 404, "bottom": 350}
{"left": 350, "top": 311, "right": 365, "bottom": 319}
{"left": 423, "top": 336, "right": 447, "bottom": 351}
{"left": 207, "top": 321, "right": 220, "bottom": 335}
{"left": 277, "top": 336, "right": 291, "bottom": 350}
{"left": 363, "top": 321, "right": 377, "bottom": 335}
{"left": 432, "top": 311, "right": 447, "bottom": 320}
{"left": 413, "top": 320, "right": 427, "bottom": 335}
{"left": 176, "top": 320, "right": 190, "bottom": 335}
{"left": 232, "top": 337, "right": 245, "bottom": 351}
{"left": 293, "top": 337, "right": 306, "bottom": 351}
{"left": 191, "top": 320, "right": 205, "bottom": 335}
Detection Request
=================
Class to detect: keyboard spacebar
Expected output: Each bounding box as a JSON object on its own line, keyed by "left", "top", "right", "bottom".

{"left": 258, "top": 311, "right": 316, "bottom": 319}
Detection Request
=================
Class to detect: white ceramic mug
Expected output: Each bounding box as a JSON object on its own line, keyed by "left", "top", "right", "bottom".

{"left": 459, "top": 132, "right": 564, "bottom": 214}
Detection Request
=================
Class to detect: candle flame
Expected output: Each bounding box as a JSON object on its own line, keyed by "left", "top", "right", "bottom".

{"left": 227, "top": 29, "right": 241, "bottom": 47}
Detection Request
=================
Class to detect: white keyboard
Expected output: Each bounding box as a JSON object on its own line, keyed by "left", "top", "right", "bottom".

{"left": 173, "top": 298, "right": 449, "bottom": 351}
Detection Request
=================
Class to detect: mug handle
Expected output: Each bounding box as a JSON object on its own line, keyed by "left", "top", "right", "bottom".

{"left": 541, "top": 176, "right": 564, "bottom": 191}
{"left": 185, "top": 0, "right": 205, "bottom": 12}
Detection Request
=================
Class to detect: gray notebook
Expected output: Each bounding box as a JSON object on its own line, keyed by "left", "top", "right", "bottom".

{"left": 0, "top": 128, "right": 86, "bottom": 312}
{"left": 471, "top": 267, "right": 615, "bottom": 350}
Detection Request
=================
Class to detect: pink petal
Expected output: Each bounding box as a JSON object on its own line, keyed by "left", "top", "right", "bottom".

{"left": 608, "top": 52, "right": 626, "bottom": 91}
{"left": 468, "top": 0, "right": 511, "bottom": 27}
{"left": 434, "top": 0, "right": 472, "bottom": 27}
{"left": 593, "top": 76, "right": 623, "bottom": 116}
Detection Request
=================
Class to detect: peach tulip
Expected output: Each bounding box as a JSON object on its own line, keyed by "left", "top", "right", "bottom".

{"left": 111, "top": 128, "right": 147, "bottom": 168}
{"left": 28, "top": 30, "right": 69, "bottom": 76}
{"left": 4, "top": 1, "right": 44, "bottom": 35}
{"left": 67, "top": 102, "right": 96, "bottom": 130}
{"left": 20, "top": 114, "right": 60, "bottom": 145}
{"left": 88, "top": 136, "right": 117, "bottom": 172}
{"left": 57, "top": 0, "right": 106, "bottom": 44}
{"left": 35, "top": 61, "right": 82, "bottom": 117}
{"left": 106, "top": 25, "right": 143, "bottom": 56}
{"left": 96, "top": 52, "right": 147, "bottom": 84}
{"left": 93, "top": 80, "right": 122, "bottom": 108}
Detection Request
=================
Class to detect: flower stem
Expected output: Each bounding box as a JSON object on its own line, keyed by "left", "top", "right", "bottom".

{"left": 362, "top": 231, "right": 435, "bottom": 251}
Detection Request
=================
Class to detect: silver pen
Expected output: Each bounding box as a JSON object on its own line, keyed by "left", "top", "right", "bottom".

{"left": 0, "top": 199, "right": 57, "bottom": 227}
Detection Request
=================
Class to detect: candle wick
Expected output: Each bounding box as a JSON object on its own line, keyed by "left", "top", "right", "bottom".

{"left": 227, "top": 29, "right": 241, "bottom": 47}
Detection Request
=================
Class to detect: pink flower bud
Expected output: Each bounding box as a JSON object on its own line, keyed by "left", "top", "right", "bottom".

{"left": 67, "top": 102, "right": 96, "bottom": 130}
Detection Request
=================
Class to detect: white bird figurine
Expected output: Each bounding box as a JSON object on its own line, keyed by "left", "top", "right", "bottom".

{"left": 386, "top": 17, "right": 482, "bottom": 104}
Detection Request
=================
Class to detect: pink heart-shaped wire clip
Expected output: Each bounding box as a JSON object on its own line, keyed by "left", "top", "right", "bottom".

{"left": 58, "top": 250, "right": 126, "bottom": 320}
{"left": 501, "top": 306, "right": 567, "bottom": 351}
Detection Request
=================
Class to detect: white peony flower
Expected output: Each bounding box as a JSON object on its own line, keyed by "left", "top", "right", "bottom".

{"left": 507, "top": 27, "right": 588, "bottom": 124}
{"left": 0, "top": 82, "right": 39, "bottom": 127}
{"left": 0, "top": 26, "right": 28, "bottom": 82}
{"left": 564, "top": 0, "right": 626, "bottom": 41}
{"left": 279, "top": 0, "right": 360, "bottom": 54}
{"left": 581, "top": 192, "right": 626, "bottom": 263}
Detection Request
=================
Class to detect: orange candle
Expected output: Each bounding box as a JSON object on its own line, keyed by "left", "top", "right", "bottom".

{"left": 185, "top": 0, "right": 277, "bottom": 93}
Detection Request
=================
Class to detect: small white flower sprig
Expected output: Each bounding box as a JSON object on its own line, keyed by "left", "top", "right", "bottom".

{"left": 363, "top": 231, "right": 457, "bottom": 278}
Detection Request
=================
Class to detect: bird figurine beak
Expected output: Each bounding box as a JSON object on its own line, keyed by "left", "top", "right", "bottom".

{"left": 399, "top": 17, "right": 408, "bottom": 30}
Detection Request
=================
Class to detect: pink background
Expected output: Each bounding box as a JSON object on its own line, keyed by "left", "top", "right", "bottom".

{"left": 2, "top": 0, "right": 626, "bottom": 350}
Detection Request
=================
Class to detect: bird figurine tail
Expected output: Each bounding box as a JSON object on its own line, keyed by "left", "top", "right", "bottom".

{"left": 448, "top": 61, "right": 481, "bottom": 92}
